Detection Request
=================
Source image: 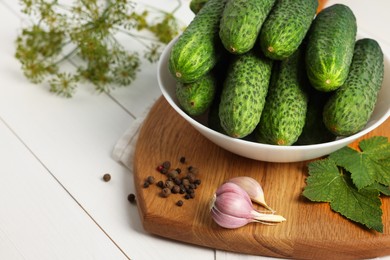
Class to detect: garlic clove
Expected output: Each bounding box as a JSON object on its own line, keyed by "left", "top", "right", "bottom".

{"left": 216, "top": 182, "right": 252, "bottom": 205}
{"left": 210, "top": 206, "right": 251, "bottom": 229}
{"left": 214, "top": 190, "right": 255, "bottom": 219}
{"left": 227, "top": 176, "right": 274, "bottom": 212}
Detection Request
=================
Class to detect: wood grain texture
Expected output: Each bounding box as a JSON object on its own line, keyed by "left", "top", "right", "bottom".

{"left": 133, "top": 97, "right": 390, "bottom": 259}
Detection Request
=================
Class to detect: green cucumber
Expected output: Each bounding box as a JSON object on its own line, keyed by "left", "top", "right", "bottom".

{"left": 323, "top": 38, "right": 384, "bottom": 136}
{"left": 305, "top": 4, "right": 357, "bottom": 92}
{"left": 259, "top": 0, "right": 318, "bottom": 60}
{"left": 168, "top": 0, "right": 227, "bottom": 83}
{"left": 219, "top": 51, "right": 273, "bottom": 138}
{"left": 255, "top": 48, "right": 308, "bottom": 145}
{"left": 176, "top": 72, "right": 217, "bottom": 116}
{"left": 219, "top": 0, "right": 276, "bottom": 54}
{"left": 189, "top": 0, "right": 209, "bottom": 14}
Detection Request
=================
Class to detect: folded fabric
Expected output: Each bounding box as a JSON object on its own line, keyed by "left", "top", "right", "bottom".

{"left": 112, "top": 100, "right": 155, "bottom": 170}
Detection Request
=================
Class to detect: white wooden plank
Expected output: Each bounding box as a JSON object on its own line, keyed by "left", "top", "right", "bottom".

{"left": 0, "top": 119, "right": 127, "bottom": 260}
{"left": 0, "top": 1, "right": 215, "bottom": 259}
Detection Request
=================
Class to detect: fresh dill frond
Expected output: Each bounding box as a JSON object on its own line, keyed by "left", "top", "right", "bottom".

{"left": 15, "top": 0, "right": 184, "bottom": 97}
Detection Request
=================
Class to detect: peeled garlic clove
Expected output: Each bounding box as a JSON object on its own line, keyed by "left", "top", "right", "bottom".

{"left": 227, "top": 176, "right": 274, "bottom": 212}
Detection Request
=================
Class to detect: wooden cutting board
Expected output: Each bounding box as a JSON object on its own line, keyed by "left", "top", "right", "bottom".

{"left": 133, "top": 96, "right": 390, "bottom": 259}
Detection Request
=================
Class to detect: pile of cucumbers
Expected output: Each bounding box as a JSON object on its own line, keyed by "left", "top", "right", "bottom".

{"left": 169, "top": 0, "right": 385, "bottom": 146}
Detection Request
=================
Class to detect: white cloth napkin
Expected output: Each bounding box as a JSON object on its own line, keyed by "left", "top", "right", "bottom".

{"left": 112, "top": 100, "right": 156, "bottom": 170}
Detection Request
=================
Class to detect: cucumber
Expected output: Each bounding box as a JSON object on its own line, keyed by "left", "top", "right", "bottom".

{"left": 189, "top": 0, "right": 208, "bottom": 14}
{"left": 219, "top": 51, "right": 273, "bottom": 138}
{"left": 259, "top": 0, "right": 318, "bottom": 60}
{"left": 255, "top": 48, "right": 308, "bottom": 145}
{"left": 219, "top": 0, "right": 276, "bottom": 54}
{"left": 323, "top": 38, "right": 384, "bottom": 136}
{"left": 176, "top": 72, "right": 217, "bottom": 116}
{"left": 168, "top": 0, "right": 227, "bottom": 83}
{"left": 305, "top": 4, "right": 357, "bottom": 92}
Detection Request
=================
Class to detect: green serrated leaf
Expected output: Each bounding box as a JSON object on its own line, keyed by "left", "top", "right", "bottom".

{"left": 366, "top": 183, "right": 390, "bottom": 196}
{"left": 304, "top": 158, "right": 384, "bottom": 233}
{"left": 329, "top": 136, "right": 390, "bottom": 189}
{"left": 303, "top": 159, "right": 341, "bottom": 202}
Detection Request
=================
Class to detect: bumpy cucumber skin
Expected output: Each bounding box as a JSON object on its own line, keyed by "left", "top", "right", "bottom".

{"left": 219, "top": 0, "right": 276, "bottom": 55}
{"left": 305, "top": 4, "right": 357, "bottom": 92}
{"left": 255, "top": 49, "right": 308, "bottom": 146}
{"left": 260, "top": 0, "right": 318, "bottom": 60}
{"left": 168, "top": 0, "right": 227, "bottom": 83}
{"left": 176, "top": 72, "right": 217, "bottom": 116}
{"left": 219, "top": 51, "right": 273, "bottom": 138}
{"left": 323, "top": 38, "right": 384, "bottom": 136}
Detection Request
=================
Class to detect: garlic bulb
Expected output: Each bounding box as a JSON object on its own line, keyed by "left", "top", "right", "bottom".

{"left": 210, "top": 182, "right": 286, "bottom": 229}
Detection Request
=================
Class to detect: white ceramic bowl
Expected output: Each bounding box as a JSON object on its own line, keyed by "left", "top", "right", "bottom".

{"left": 157, "top": 34, "right": 390, "bottom": 163}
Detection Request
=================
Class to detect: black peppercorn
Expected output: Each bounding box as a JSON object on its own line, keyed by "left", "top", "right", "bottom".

{"left": 167, "top": 170, "right": 178, "bottom": 179}
{"left": 161, "top": 187, "right": 171, "bottom": 197}
{"left": 172, "top": 185, "right": 180, "bottom": 194}
{"left": 143, "top": 181, "right": 150, "bottom": 188}
{"left": 176, "top": 168, "right": 181, "bottom": 174}
{"left": 103, "top": 173, "right": 111, "bottom": 182}
{"left": 182, "top": 178, "right": 190, "bottom": 188}
{"left": 165, "top": 180, "right": 175, "bottom": 190}
{"left": 187, "top": 173, "right": 196, "bottom": 183}
{"left": 128, "top": 193, "right": 136, "bottom": 203}
{"left": 176, "top": 200, "right": 183, "bottom": 207}
{"left": 184, "top": 194, "right": 190, "bottom": 200}
{"left": 188, "top": 166, "right": 198, "bottom": 174}
{"left": 162, "top": 161, "right": 171, "bottom": 169}
{"left": 173, "top": 177, "right": 181, "bottom": 185}
{"left": 146, "top": 176, "right": 155, "bottom": 184}
{"left": 156, "top": 180, "right": 164, "bottom": 188}
{"left": 179, "top": 156, "right": 186, "bottom": 163}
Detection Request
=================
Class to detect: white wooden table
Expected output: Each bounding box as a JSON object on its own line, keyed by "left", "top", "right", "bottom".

{"left": 0, "top": 1, "right": 388, "bottom": 259}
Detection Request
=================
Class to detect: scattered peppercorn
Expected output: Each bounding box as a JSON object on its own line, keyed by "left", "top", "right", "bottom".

{"left": 188, "top": 166, "right": 199, "bottom": 174}
{"left": 128, "top": 193, "right": 136, "bottom": 204}
{"left": 165, "top": 180, "right": 175, "bottom": 190}
{"left": 167, "top": 170, "right": 178, "bottom": 179}
{"left": 180, "top": 156, "right": 186, "bottom": 163}
{"left": 173, "top": 177, "right": 181, "bottom": 185}
{"left": 103, "top": 173, "right": 111, "bottom": 182}
{"left": 145, "top": 158, "right": 202, "bottom": 205}
{"left": 161, "top": 187, "right": 171, "bottom": 198}
{"left": 146, "top": 175, "right": 155, "bottom": 184}
{"left": 156, "top": 180, "right": 164, "bottom": 188}
{"left": 172, "top": 185, "right": 181, "bottom": 194}
{"left": 162, "top": 161, "right": 171, "bottom": 169}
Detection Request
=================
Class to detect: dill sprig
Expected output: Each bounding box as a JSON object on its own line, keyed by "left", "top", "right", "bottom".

{"left": 15, "top": 0, "right": 184, "bottom": 97}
